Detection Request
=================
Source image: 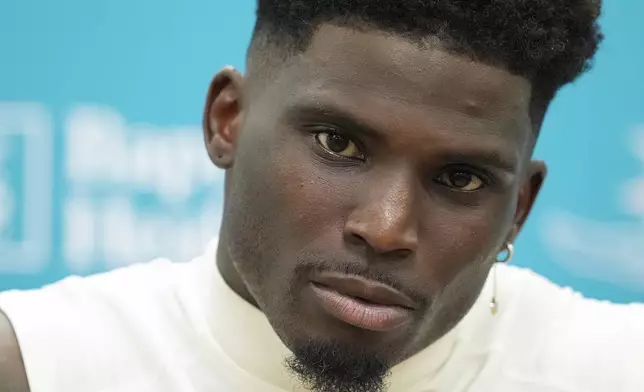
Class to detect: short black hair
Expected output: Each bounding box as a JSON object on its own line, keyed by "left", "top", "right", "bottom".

{"left": 249, "top": 0, "right": 603, "bottom": 130}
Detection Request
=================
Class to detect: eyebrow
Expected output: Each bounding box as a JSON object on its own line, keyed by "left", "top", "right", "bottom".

{"left": 283, "top": 101, "right": 387, "bottom": 142}
{"left": 436, "top": 150, "right": 519, "bottom": 172}
{"left": 284, "top": 100, "right": 520, "bottom": 173}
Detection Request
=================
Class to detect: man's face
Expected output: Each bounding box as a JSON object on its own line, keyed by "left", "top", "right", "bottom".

{"left": 206, "top": 25, "right": 544, "bottom": 391}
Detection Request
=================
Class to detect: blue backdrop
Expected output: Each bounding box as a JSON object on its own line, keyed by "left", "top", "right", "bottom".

{"left": 1, "top": 1, "right": 643, "bottom": 302}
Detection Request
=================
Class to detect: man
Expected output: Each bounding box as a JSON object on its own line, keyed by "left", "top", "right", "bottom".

{"left": 1, "top": 0, "right": 643, "bottom": 391}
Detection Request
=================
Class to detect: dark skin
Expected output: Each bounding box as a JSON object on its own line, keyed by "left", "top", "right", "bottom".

{"left": 0, "top": 310, "right": 30, "bottom": 392}
{"left": 0, "top": 24, "right": 546, "bottom": 392}
{"left": 206, "top": 25, "right": 545, "bottom": 366}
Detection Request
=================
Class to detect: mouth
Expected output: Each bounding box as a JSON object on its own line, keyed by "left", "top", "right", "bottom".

{"left": 309, "top": 272, "right": 416, "bottom": 332}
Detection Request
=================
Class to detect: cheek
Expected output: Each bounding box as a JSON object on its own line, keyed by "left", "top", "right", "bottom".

{"left": 270, "top": 145, "right": 355, "bottom": 245}
{"left": 420, "top": 199, "right": 514, "bottom": 287}
{"left": 231, "top": 130, "right": 355, "bottom": 255}
{"left": 427, "top": 256, "right": 490, "bottom": 331}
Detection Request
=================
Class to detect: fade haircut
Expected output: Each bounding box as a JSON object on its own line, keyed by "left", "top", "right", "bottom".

{"left": 248, "top": 0, "right": 603, "bottom": 131}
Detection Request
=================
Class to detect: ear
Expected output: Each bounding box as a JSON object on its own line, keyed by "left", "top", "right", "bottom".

{"left": 203, "top": 66, "right": 245, "bottom": 169}
{"left": 507, "top": 160, "right": 547, "bottom": 243}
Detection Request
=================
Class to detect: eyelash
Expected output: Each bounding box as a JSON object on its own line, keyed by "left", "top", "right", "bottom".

{"left": 307, "top": 127, "right": 367, "bottom": 162}
{"left": 433, "top": 166, "right": 494, "bottom": 191}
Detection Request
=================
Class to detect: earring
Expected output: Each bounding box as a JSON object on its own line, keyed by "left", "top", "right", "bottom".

{"left": 490, "top": 243, "right": 514, "bottom": 315}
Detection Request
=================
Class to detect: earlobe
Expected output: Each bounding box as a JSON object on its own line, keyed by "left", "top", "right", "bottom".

{"left": 203, "top": 66, "right": 245, "bottom": 169}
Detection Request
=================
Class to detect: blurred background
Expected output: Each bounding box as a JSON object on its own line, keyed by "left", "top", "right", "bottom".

{"left": 0, "top": 1, "right": 642, "bottom": 302}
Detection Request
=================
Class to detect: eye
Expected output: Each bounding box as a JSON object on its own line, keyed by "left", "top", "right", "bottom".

{"left": 315, "top": 132, "right": 364, "bottom": 160}
{"left": 436, "top": 170, "right": 486, "bottom": 192}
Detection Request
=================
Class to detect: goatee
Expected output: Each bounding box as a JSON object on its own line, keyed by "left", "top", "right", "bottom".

{"left": 285, "top": 340, "right": 391, "bottom": 392}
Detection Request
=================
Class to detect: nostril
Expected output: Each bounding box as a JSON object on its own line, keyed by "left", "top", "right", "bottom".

{"left": 348, "top": 232, "right": 368, "bottom": 246}
{"left": 385, "top": 248, "right": 412, "bottom": 260}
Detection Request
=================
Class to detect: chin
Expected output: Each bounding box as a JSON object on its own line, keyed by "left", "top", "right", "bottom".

{"left": 275, "top": 308, "right": 415, "bottom": 368}
{"left": 282, "top": 329, "right": 395, "bottom": 392}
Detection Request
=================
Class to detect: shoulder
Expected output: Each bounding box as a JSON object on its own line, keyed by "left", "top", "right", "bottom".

{"left": 0, "top": 257, "right": 193, "bottom": 328}
{"left": 496, "top": 265, "right": 644, "bottom": 391}
{"left": 0, "top": 309, "right": 30, "bottom": 392}
{"left": 0, "top": 256, "right": 208, "bottom": 392}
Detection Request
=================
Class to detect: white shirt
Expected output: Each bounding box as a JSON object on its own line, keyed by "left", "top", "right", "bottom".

{"left": 0, "top": 239, "right": 642, "bottom": 392}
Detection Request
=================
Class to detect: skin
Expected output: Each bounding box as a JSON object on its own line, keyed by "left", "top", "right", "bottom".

{"left": 0, "top": 24, "right": 546, "bottom": 390}
{"left": 0, "top": 310, "right": 30, "bottom": 392}
{"left": 207, "top": 24, "right": 545, "bottom": 366}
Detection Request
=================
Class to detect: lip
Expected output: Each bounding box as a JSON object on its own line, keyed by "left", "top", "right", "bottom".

{"left": 309, "top": 273, "right": 416, "bottom": 331}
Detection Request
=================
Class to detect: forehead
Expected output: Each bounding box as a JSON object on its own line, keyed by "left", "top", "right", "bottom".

{"left": 262, "top": 24, "right": 534, "bottom": 153}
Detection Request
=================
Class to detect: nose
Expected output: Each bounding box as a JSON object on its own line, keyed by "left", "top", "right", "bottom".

{"left": 344, "top": 173, "right": 419, "bottom": 257}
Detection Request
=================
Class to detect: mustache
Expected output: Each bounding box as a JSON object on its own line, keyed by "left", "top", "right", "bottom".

{"left": 295, "top": 259, "right": 429, "bottom": 306}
